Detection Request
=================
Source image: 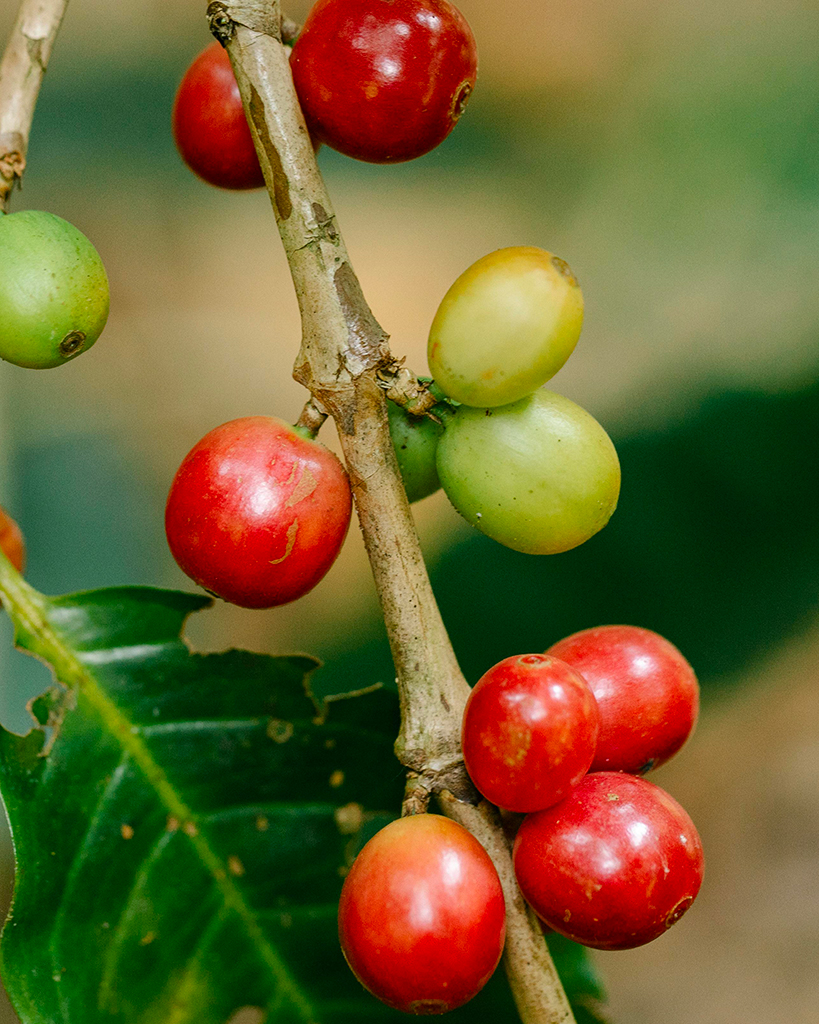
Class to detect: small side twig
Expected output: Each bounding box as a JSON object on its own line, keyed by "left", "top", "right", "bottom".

{"left": 294, "top": 396, "right": 328, "bottom": 438}
{"left": 0, "top": 0, "right": 69, "bottom": 212}
{"left": 280, "top": 15, "right": 300, "bottom": 44}
{"left": 376, "top": 361, "right": 440, "bottom": 416}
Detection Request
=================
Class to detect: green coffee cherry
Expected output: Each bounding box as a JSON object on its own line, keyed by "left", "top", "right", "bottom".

{"left": 387, "top": 399, "right": 445, "bottom": 503}
{"left": 436, "top": 389, "right": 620, "bottom": 554}
{"left": 428, "top": 247, "right": 584, "bottom": 408}
{"left": 0, "top": 210, "right": 110, "bottom": 369}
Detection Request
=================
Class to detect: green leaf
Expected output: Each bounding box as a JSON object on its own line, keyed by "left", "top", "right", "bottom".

{"left": 0, "top": 575, "right": 608, "bottom": 1023}
{"left": 0, "top": 582, "right": 409, "bottom": 1023}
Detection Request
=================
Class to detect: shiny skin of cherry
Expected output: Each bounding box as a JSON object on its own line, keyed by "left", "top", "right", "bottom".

{"left": 338, "top": 814, "right": 506, "bottom": 1013}
{"left": 547, "top": 625, "right": 699, "bottom": 774}
{"left": 0, "top": 506, "right": 25, "bottom": 573}
{"left": 290, "top": 0, "right": 478, "bottom": 163}
{"left": 165, "top": 417, "right": 352, "bottom": 608}
{"left": 461, "top": 654, "right": 600, "bottom": 813}
{"left": 513, "top": 773, "right": 704, "bottom": 950}
{"left": 172, "top": 41, "right": 264, "bottom": 190}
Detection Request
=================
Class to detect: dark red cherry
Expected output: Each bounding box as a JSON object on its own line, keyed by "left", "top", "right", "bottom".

{"left": 172, "top": 41, "right": 264, "bottom": 190}
{"left": 291, "top": 0, "right": 478, "bottom": 163}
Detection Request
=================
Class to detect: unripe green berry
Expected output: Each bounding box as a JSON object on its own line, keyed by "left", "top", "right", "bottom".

{"left": 436, "top": 389, "right": 620, "bottom": 554}
{"left": 0, "top": 210, "right": 110, "bottom": 369}
{"left": 387, "top": 399, "right": 445, "bottom": 503}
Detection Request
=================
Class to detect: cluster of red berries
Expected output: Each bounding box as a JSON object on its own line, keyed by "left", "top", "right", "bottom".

{"left": 172, "top": 0, "right": 478, "bottom": 188}
{"left": 338, "top": 626, "right": 704, "bottom": 1013}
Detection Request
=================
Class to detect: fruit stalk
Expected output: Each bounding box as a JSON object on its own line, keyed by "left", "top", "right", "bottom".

{"left": 211, "top": 3, "right": 576, "bottom": 1021}
{"left": 0, "top": 0, "right": 69, "bottom": 211}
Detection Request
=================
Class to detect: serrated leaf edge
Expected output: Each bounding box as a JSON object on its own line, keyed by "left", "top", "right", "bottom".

{"left": 0, "top": 570, "right": 321, "bottom": 1024}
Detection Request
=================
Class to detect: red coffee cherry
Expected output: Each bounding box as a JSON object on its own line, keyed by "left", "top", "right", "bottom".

{"left": 0, "top": 506, "right": 25, "bottom": 573}
{"left": 513, "top": 773, "right": 704, "bottom": 950}
{"left": 172, "top": 41, "right": 264, "bottom": 190}
{"left": 291, "top": 0, "right": 478, "bottom": 163}
{"left": 547, "top": 625, "right": 699, "bottom": 774}
{"left": 338, "top": 814, "right": 506, "bottom": 1013}
{"left": 165, "top": 416, "right": 352, "bottom": 608}
{"left": 461, "top": 654, "right": 600, "bottom": 813}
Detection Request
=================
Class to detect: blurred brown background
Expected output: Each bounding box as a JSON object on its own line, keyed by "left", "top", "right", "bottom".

{"left": 1, "top": 0, "right": 818, "bottom": 1021}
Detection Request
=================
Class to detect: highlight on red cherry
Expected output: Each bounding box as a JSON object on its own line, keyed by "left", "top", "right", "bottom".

{"left": 338, "top": 814, "right": 506, "bottom": 1013}
{"left": 165, "top": 416, "right": 352, "bottom": 609}
{"left": 291, "top": 0, "right": 478, "bottom": 163}
{"left": 546, "top": 624, "right": 700, "bottom": 774}
{"left": 513, "top": 772, "right": 705, "bottom": 950}
{"left": 461, "top": 653, "right": 600, "bottom": 813}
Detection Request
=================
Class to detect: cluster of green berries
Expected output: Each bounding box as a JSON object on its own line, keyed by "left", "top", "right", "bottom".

{"left": 391, "top": 245, "right": 621, "bottom": 556}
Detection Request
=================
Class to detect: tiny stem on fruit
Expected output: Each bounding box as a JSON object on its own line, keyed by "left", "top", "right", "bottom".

{"left": 401, "top": 770, "right": 434, "bottom": 816}
{"left": 0, "top": 0, "right": 70, "bottom": 212}
{"left": 212, "top": 4, "right": 576, "bottom": 1022}
{"left": 294, "top": 395, "right": 329, "bottom": 438}
{"left": 280, "top": 14, "right": 300, "bottom": 44}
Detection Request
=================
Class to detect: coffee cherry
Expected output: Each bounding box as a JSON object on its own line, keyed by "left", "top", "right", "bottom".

{"left": 513, "top": 773, "right": 704, "bottom": 950}
{"left": 172, "top": 41, "right": 264, "bottom": 190}
{"left": 387, "top": 400, "right": 444, "bottom": 503}
{"left": 547, "top": 625, "right": 699, "bottom": 774}
{"left": 0, "top": 506, "right": 25, "bottom": 573}
{"left": 165, "top": 417, "right": 352, "bottom": 608}
{"left": 436, "top": 389, "right": 620, "bottom": 554}
{"left": 428, "top": 247, "right": 584, "bottom": 408}
{"left": 0, "top": 211, "right": 109, "bottom": 369}
{"left": 462, "top": 654, "right": 600, "bottom": 813}
{"left": 291, "top": 0, "right": 478, "bottom": 163}
{"left": 338, "top": 814, "right": 506, "bottom": 1013}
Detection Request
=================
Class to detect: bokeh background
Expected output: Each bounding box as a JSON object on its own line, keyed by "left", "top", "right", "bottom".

{"left": 1, "top": 0, "right": 818, "bottom": 1021}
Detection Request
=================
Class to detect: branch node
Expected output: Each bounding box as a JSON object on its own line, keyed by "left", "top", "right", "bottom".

{"left": 377, "top": 364, "right": 440, "bottom": 416}
{"left": 207, "top": 1, "right": 281, "bottom": 38}
{"left": 207, "top": 2, "right": 235, "bottom": 45}
{"left": 0, "top": 148, "right": 25, "bottom": 193}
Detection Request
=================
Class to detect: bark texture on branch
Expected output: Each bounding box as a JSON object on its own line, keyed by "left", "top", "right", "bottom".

{"left": 210, "top": 0, "right": 470, "bottom": 779}
{"left": 209, "top": 4, "right": 576, "bottom": 1022}
{"left": 0, "top": 0, "right": 68, "bottom": 212}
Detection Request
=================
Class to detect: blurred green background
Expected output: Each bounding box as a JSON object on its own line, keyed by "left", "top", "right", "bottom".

{"left": 1, "top": 0, "right": 818, "bottom": 1021}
